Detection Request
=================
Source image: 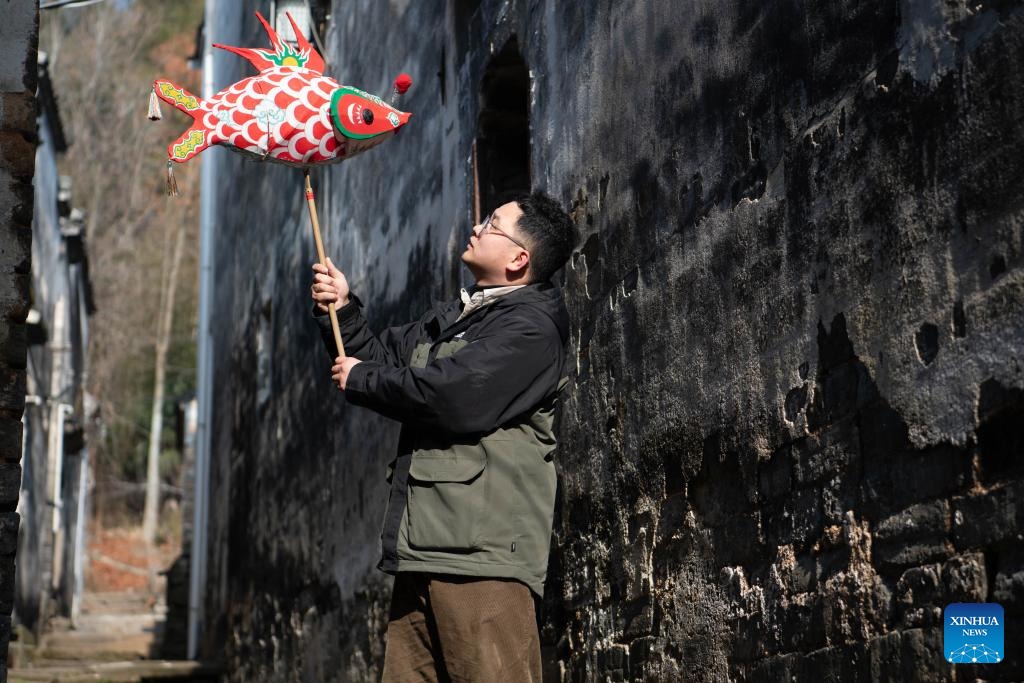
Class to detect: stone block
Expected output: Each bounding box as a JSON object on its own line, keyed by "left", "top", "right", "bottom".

{"left": 875, "top": 500, "right": 949, "bottom": 541}
{"left": 619, "top": 595, "right": 652, "bottom": 641}
{"left": 596, "top": 644, "right": 628, "bottom": 681}
{"left": 993, "top": 568, "right": 1024, "bottom": 614}
{"left": 898, "top": 628, "right": 949, "bottom": 682}
{"left": 941, "top": 552, "right": 987, "bottom": 604}
{"left": 0, "top": 464, "right": 20, "bottom": 510}
{"left": 0, "top": 223, "right": 31, "bottom": 275}
{"left": 895, "top": 564, "right": 943, "bottom": 627}
{"left": 0, "top": 365, "right": 25, "bottom": 414}
{"left": 873, "top": 500, "right": 952, "bottom": 571}
{"left": 709, "top": 513, "right": 763, "bottom": 567}
{"left": 992, "top": 548, "right": 1024, "bottom": 615}
{"left": 0, "top": 272, "right": 30, "bottom": 322}
{"left": 953, "top": 483, "right": 1023, "bottom": 549}
{"left": 792, "top": 416, "right": 858, "bottom": 485}
{"left": 0, "top": 615, "right": 10, "bottom": 672}
{"left": 8, "top": 182, "right": 34, "bottom": 227}
{"left": 861, "top": 445, "right": 969, "bottom": 517}
{"left": 0, "top": 513, "right": 18, "bottom": 556}
{"left": 626, "top": 637, "right": 655, "bottom": 679}
{"left": 993, "top": 649, "right": 1024, "bottom": 683}
{"left": 743, "top": 653, "right": 797, "bottom": 681}
{"left": 0, "top": 322, "right": 26, "bottom": 369}
{"left": 778, "top": 599, "right": 827, "bottom": 652}
{"left": 864, "top": 630, "right": 904, "bottom": 681}
{"left": 815, "top": 543, "right": 855, "bottom": 591}
{"left": 732, "top": 611, "right": 766, "bottom": 663}
{"left": 785, "top": 552, "right": 816, "bottom": 594}
{"left": 0, "top": 552, "right": 14, "bottom": 614}
{"left": 795, "top": 644, "right": 868, "bottom": 682}
{"left": 0, "top": 131, "right": 35, "bottom": 178}
{"left": 0, "top": 416, "right": 21, "bottom": 462}
{"left": 821, "top": 475, "right": 861, "bottom": 526}
{"left": 0, "top": 92, "right": 37, "bottom": 133}
{"left": 764, "top": 487, "right": 823, "bottom": 550}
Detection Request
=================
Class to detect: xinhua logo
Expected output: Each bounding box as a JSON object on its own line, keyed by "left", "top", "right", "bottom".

{"left": 944, "top": 603, "right": 1004, "bottom": 664}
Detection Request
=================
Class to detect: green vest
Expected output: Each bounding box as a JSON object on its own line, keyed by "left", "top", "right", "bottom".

{"left": 387, "top": 338, "right": 565, "bottom": 595}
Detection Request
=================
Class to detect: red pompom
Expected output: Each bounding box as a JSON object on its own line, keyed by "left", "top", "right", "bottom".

{"left": 394, "top": 73, "right": 412, "bottom": 94}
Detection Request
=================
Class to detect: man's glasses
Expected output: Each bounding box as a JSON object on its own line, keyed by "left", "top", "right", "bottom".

{"left": 476, "top": 213, "right": 529, "bottom": 251}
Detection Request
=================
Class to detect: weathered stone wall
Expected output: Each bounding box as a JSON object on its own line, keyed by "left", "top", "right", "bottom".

{"left": 203, "top": 0, "right": 1024, "bottom": 680}
{"left": 0, "top": 0, "right": 39, "bottom": 677}
{"left": 16, "top": 59, "right": 88, "bottom": 635}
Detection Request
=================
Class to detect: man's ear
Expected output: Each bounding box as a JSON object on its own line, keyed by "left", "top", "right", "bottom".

{"left": 507, "top": 249, "right": 530, "bottom": 277}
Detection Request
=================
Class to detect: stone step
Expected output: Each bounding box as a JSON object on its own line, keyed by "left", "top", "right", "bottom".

{"left": 79, "top": 592, "right": 156, "bottom": 614}
{"left": 36, "top": 613, "right": 164, "bottom": 662}
{"left": 8, "top": 660, "right": 221, "bottom": 682}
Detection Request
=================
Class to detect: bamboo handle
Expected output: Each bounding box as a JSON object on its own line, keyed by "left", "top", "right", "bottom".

{"left": 304, "top": 170, "right": 346, "bottom": 358}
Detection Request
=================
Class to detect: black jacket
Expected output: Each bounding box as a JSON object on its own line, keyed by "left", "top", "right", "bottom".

{"left": 315, "top": 281, "right": 570, "bottom": 594}
{"left": 327, "top": 282, "right": 570, "bottom": 434}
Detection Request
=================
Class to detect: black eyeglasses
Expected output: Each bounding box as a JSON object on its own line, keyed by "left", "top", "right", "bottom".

{"left": 476, "top": 213, "right": 529, "bottom": 251}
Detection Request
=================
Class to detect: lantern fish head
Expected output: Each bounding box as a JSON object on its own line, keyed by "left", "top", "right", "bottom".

{"left": 330, "top": 86, "right": 411, "bottom": 145}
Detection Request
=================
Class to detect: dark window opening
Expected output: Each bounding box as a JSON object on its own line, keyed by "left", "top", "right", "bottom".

{"left": 438, "top": 46, "right": 447, "bottom": 106}
{"left": 475, "top": 36, "right": 530, "bottom": 220}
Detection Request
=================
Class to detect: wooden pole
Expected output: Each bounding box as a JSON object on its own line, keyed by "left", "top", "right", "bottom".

{"left": 304, "top": 169, "right": 346, "bottom": 357}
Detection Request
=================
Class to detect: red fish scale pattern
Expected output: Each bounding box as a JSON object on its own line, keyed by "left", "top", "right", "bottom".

{"left": 203, "top": 66, "right": 344, "bottom": 165}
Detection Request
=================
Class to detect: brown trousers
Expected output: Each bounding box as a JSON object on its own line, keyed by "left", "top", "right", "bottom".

{"left": 381, "top": 572, "right": 542, "bottom": 683}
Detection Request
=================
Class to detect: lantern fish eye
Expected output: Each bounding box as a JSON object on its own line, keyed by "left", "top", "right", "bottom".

{"left": 362, "top": 108, "right": 374, "bottom": 125}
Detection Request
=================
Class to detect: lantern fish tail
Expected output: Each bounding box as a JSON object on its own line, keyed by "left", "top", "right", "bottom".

{"left": 153, "top": 79, "right": 208, "bottom": 120}
{"left": 167, "top": 124, "right": 214, "bottom": 163}
{"left": 153, "top": 79, "right": 216, "bottom": 163}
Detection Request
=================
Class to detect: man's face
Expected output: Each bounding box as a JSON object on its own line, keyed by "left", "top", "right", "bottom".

{"left": 461, "top": 201, "right": 529, "bottom": 282}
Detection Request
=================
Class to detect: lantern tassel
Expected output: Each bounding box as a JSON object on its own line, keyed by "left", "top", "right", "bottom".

{"left": 148, "top": 89, "right": 163, "bottom": 121}
{"left": 166, "top": 160, "right": 179, "bottom": 196}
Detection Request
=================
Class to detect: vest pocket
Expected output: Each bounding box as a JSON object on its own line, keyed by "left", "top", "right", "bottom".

{"left": 406, "top": 450, "right": 487, "bottom": 550}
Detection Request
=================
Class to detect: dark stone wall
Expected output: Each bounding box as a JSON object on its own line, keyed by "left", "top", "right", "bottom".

{"left": 203, "top": 0, "right": 1024, "bottom": 680}
{"left": 0, "top": 1, "right": 38, "bottom": 680}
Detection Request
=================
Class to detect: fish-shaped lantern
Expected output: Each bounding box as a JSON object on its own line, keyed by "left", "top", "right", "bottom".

{"left": 150, "top": 10, "right": 412, "bottom": 188}
{"left": 149, "top": 10, "right": 406, "bottom": 358}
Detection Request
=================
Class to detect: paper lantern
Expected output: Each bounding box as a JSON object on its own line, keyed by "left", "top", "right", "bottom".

{"left": 151, "top": 11, "right": 412, "bottom": 182}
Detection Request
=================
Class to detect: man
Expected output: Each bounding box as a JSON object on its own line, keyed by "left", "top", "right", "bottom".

{"left": 310, "top": 192, "right": 577, "bottom": 682}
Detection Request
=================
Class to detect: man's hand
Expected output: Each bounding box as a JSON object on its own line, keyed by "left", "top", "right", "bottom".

{"left": 331, "top": 356, "right": 362, "bottom": 390}
{"left": 311, "top": 257, "right": 351, "bottom": 313}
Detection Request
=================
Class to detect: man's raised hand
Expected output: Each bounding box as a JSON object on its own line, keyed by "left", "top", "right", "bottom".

{"left": 311, "top": 257, "right": 351, "bottom": 313}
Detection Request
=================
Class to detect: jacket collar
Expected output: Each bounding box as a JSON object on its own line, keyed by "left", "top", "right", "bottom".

{"left": 431, "top": 280, "right": 567, "bottom": 343}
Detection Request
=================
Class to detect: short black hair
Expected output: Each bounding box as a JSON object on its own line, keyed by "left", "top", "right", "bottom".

{"left": 513, "top": 192, "right": 577, "bottom": 283}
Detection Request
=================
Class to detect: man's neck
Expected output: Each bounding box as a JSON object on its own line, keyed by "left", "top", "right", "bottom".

{"left": 473, "top": 282, "right": 518, "bottom": 289}
{"left": 473, "top": 273, "right": 531, "bottom": 288}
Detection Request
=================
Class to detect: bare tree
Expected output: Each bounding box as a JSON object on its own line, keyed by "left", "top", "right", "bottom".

{"left": 143, "top": 217, "right": 186, "bottom": 546}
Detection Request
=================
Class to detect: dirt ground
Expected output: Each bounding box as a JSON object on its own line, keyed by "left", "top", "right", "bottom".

{"left": 86, "top": 526, "right": 180, "bottom": 593}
